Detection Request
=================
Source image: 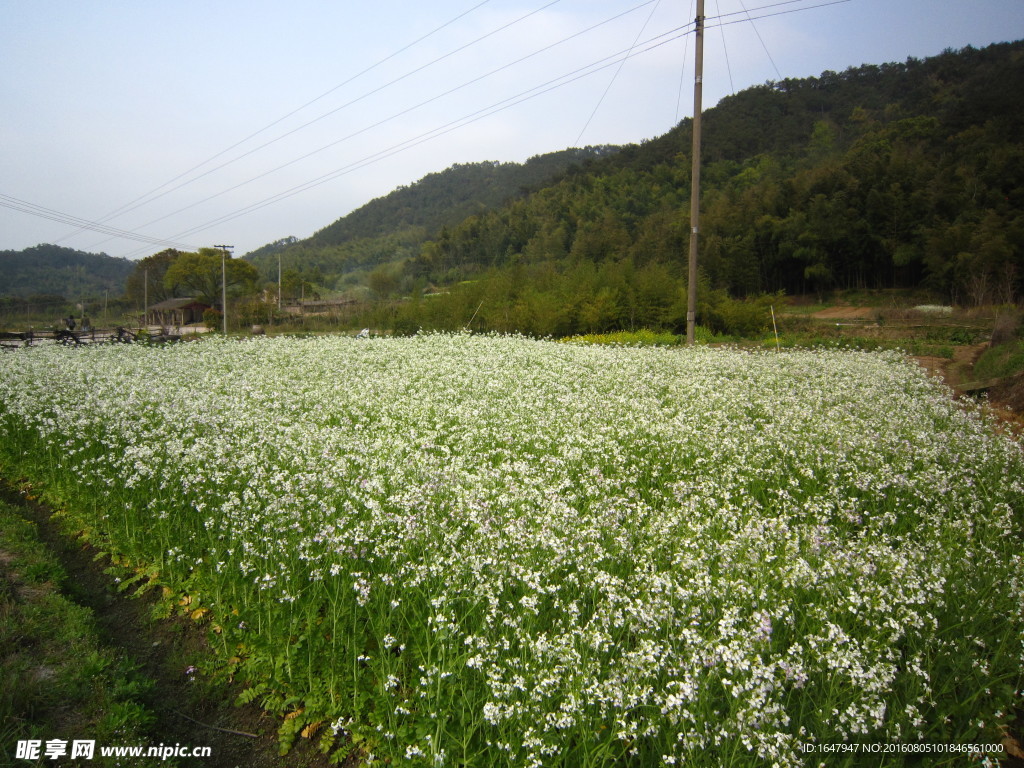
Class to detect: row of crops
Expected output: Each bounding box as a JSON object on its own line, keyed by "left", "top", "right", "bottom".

{"left": 1, "top": 334, "right": 1022, "bottom": 766}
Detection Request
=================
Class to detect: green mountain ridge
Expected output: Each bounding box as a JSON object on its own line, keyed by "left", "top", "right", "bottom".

{"left": 0, "top": 244, "right": 133, "bottom": 299}
{"left": 245, "top": 42, "right": 1024, "bottom": 337}
{"left": 243, "top": 146, "right": 619, "bottom": 282}
{"left": 5, "top": 41, "right": 1022, "bottom": 338}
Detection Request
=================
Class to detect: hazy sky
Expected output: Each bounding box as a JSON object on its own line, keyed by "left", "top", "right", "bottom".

{"left": 1, "top": 0, "right": 1021, "bottom": 259}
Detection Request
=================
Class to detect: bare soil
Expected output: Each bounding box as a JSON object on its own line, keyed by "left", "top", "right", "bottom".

{"left": 0, "top": 482, "right": 332, "bottom": 768}
{"left": 912, "top": 343, "right": 1024, "bottom": 438}
{"left": 810, "top": 306, "right": 878, "bottom": 321}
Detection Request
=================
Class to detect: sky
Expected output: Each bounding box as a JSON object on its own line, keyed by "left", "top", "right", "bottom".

{"left": 1, "top": 0, "right": 1022, "bottom": 260}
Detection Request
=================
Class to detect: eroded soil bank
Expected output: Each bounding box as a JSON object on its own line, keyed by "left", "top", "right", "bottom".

{"left": 0, "top": 481, "right": 332, "bottom": 768}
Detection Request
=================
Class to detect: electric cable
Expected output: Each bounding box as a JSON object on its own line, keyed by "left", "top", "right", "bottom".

{"left": 120, "top": 0, "right": 853, "bottom": 258}
{"left": 172, "top": 0, "right": 845, "bottom": 234}
{"left": 706, "top": 0, "right": 851, "bottom": 29}
{"left": 706, "top": 0, "right": 836, "bottom": 22}
{"left": 57, "top": 0, "right": 848, "bottom": 259}
{"left": 737, "top": 0, "right": 783, "bottom": 80}
{"left": 57, "top": 0, "right": 498, "bottom": 244}
{"left": 106, "top": 0, "right": 668, "bottom": 243}
{"left": 75, "top": 0, "right": 563, "bottom": 248}
{"left": 574, "top": 0, "right": 663, "bottom": 146}
{"left": 0, "top": 194, "right": 198, "bottom": 251}
{"left": 715, "top": 0, "right": 736, "bottom": 94}
{"left": 675, "top": 0, "right": 695, "bottom": 123}
{"left": 120, "top": 21, "right": 699, "bottom": 258}
{"left": 146, "top": 0, "right": 849, "bottom": 250}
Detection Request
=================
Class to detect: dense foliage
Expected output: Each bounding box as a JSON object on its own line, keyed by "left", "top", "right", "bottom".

{"left": 244, "top": 148, "right": 617, "bottom": 284}
{"left": 406, "top": 43, "right": 1024, "bottom": 313}
{"left": 124, "top": 247, "right": 261, "bottom": 308}
{"left": 246, "top": 42, "right": 1024, "bottom": 336}
{"left": 0, "top": 244, "right": 133, "bottom": 299}
{"left": 1, "top": 336, "right": 1022, "bottom": 766}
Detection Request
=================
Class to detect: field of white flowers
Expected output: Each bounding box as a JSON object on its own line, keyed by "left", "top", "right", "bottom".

{"left": 1, "top": 334, "right": 1022, "bottom": 767}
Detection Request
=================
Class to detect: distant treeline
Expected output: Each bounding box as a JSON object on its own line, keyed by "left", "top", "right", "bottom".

{"left": 0, "top": 244, "right": 134, "bottom": 299}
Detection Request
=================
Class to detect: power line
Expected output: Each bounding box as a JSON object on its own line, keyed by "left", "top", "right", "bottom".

{"left": 150, "top": 0, "right": 850, "bottom": 249}
{"left": 114, "top": 1, "right": 668, "bottom": 243}
{"left": 675, "top": 0, "right": 695, "bottom": 123}
{"left": 25, "top": 2, "right": 661, "bottom": 259}
{"left": 707, "top": 0, "right": 833, "bottom": 22}
{"left": 737, "top": 0, "right": 783, "bottom": 80}
{"left": 0, "top": 194, "right": 198, "bottom": 251}
{"left": 76, "top": 0, "right": 562, "bottom": 251}
{"left": 574, "top": 0, "right": 664, "bottom": 146}
{"left": 189, "top": 0, "right": 849, "bottom": 226}
{"left": 706, "top": 0, "right": 851, "bottom": 29}
{"left": 58, "top": 0, "right": 498, "bottom": 247}
{"left": 145, "top": 0, "right": 845, "bottom": 244}
{"left": 101, "top": 0, "right": 845, "bottom": 259}
{"left": 121, "top": 22, "right": 701, "bottom": 258}
{"left": 714, "top": 0, "right": 736, "bottom": 94}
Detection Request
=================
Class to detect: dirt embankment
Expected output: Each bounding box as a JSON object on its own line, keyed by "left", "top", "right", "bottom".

{"left": 0, "top": 482, "right": 332, "bottom": 768}
{"left": 912, "top": 343, "right": 986, "bottom": 389}
{"left": 810, "top": 306, "right": 879, "bottom": 321}
{"left": 912, "top": 343, "right": 1024, "bottom": 436}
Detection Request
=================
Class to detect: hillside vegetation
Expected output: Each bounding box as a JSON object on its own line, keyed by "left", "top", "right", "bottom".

{"left": 248, "top": 42, "right": 1024, "bottom": 338}
{"left": 0, "top": 244, "right": 133, "bottom": 299}
{"left": 244, "top": 147, "right": 617, "bottom": 284}
{"left": 4, "top": 44, "right": 1021, "bottom": 341}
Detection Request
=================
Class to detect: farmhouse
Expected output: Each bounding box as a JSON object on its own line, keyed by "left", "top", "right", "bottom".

{"left": 146, "top": 298, "right": 209, "bottom": 328}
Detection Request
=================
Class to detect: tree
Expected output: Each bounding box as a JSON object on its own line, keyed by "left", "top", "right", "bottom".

{"left": 280, "top": 268, "right": 308, "bottom": 302}
{"left": 125, "top": 249, "right": 182, "bottom": 304}
{"left": 162, "top": 248, "right": 260, "bottom": 308}
{"left": 367, "top": 263, "right": 401, "bottom": 299}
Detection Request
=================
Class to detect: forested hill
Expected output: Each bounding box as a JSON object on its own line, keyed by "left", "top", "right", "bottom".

{"left": 244, "top": 147, "right": 618, "bottom": 273}
{"left": 314, "top": 147, "right": 620, "bottom": 246}
{"left": 393, "top": 40, "right": 1024, "bottom": 334}
{"left": 0, "top": 244, "right": 133, "bottom": 299}
{"left": 246, "top": 41, "right": 1022, "bottom": 336}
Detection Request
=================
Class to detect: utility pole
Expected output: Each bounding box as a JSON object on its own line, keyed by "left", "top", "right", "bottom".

{"left": 215, "top": 245, "right": 233, "bottom": 335}
{"left": 143, "top": 268, "right": 148, "bottom": 331}
{"left": 278, "top": 253, "right": 282, "bottom": 312}
{"left": 686, "top": 0, "right": 705, "bottom": 346}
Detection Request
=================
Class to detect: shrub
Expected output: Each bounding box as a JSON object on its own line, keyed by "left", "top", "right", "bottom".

{"left": 703, "top": 291, "right": 783, "bottom": 337}
{"left": 991, "top": 312, "right": 1022, "bottom": 347}
{"left": 202, "top": 308, "right": 222, "bottom": 330}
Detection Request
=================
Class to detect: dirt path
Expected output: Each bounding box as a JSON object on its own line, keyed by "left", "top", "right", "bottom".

{"left": 0, "top": 482, "right": 331, "bottom": 768}
{"left": 912, "top": 343, "right": 1024, "bottom": 437}
{"left": 911, "top": 343, "right": 987, "bottom": 389}
{"left": 810, "top": 306, "right": 878, "bottom": 321}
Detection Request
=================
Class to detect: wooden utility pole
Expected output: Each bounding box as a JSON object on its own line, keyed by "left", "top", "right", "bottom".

{"left": 686, "top": 0, "right": 705, "bottom": 346}
{"left": 215, "top": 245, "right": 233, "bottom": 334}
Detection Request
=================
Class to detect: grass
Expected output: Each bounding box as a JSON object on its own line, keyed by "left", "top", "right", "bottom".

{"left": 0, "top": 334, "right": 1022, "bottom": 767}
{"left": 763, "top": 332, "right": 958, "bottom": 358}
{"left": 0, "top": 500, "right": 158, "bottom": 767}
{"left": 561, "top": 327, "right": 743, "bottom": 347}
{"left": 974, "top": 340, "right": 1024, "bottom": 381}
{"left": 561, "top": 328, "right": 684, "bottom": 346}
